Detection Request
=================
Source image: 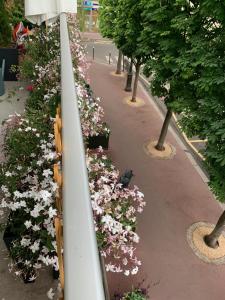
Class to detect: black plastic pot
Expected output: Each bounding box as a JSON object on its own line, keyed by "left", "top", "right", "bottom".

{"left": 53, "top": 268, "right": 60, "bottom": 279}
{"left": 88, "top": 134, "right": 109, "bottom": 150}
{"left": 0, "top": 47, "right": 18, "bottom": 81}
{"left": 3, "top": 226, "right": 18, "bottom": 252}
{"left": 21, "top": 271, "right": 36, "bottom": 284}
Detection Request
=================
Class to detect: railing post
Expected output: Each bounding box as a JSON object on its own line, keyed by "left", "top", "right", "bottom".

{"left": 60, "top": 13, "right": 105, "bottom": 300}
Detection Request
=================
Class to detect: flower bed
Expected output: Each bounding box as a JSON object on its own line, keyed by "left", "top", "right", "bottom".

{"left": 0, "top": 16, "right": 145, "bottom": 284}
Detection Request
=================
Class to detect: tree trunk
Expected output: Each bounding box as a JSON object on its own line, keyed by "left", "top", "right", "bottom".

{"left": 155, "top": 109, "right": 172, "bottom": 151}
{"left": 204, "top": 210, "right": 225, "bottom": 248}
{"left": 115, "top": 49, "right": 122, "bottom": 74}
{"left": 124, "top": 60, "right": 133, "bottom": 92}
{"left": 131, "top": 62, "right": 141, "bottom": 102}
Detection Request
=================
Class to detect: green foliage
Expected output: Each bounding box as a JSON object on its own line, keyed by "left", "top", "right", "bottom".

{"left": 99, "top": 0, "right": 117, "bottom": 39}
{"left": 8, "top": 0, "right": 28, "bottom": 27}
{"left": 141, "top": 0, "right": 193, "bottom": 107}
{"left": 174, "top": 0, "right": 225, "bottom": 202}
{"left": 99, "top": 0, "right": 150, "bottom": 66}
{"left": 114, "top": 0, "right": 150, "bottom": 65}
{"left": 121, "top": 289, "right": 147, "bottom": 300}
{"left": 0, "top": 0, "right": 12, "bottom": 47}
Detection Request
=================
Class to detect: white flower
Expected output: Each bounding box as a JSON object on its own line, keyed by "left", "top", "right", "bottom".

{"left": 124, "top": 270, "right": 130, "bottom": 276}
{"left": 44, "top": 152, "right": 56, "bottom": 161}
{"left": 30, "top": 204, "right": 42, "bottom": 218}
{"left": 1, "top": 185, "right": 8, "bottom": 193}
{"left": 105, "top": 263, "right": 116, "bottom": 272}
{"left": 13, "top": 191, "right": 21, "bottom": 198}
{"left": 30, "top": 241, "right": 40, "bottom": 253}
{"left": 17, "top": 165, "right": 22, "bottom": 170}
{"left": 21, "top": 238, "right": 31, "bottom": 247}
{"left": 131, "top": 266, "right": 138, "bottom": 275}
{"left": 24, "top": 220, "right": 32, "bottom": 229}
{"left": 47, "top": 288, "right": 55, "bottom": 300}
{"left": 5, "top": 171, "right": 12, "bottom": 177}
{"left": 48, "top": 207, "right": 57, "bottom": 218}
{"left": 40, "top": 190, "right": 52, "bottom": 202}
{"left": 30, "top": 153, "right": 36, "bottom": 158}
{"left": 132, "top": 233, "right": 139, "bottom": 243}
{"left": 43, "top": 169, "right": 53, "bottom": 177}
{"left": 37, "top": 160, "right": 43, "bottom": 166}
{"left": 47, "top": 223, "right": 56, "bottom": 237}
{"left": 33, "top": 224, "right": 40, "bottom": 231}
{"left": 28, "top": 274, "right": 37, "bottom": 281}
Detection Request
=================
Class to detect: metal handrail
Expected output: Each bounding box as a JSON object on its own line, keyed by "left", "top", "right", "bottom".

{"left": 60, "top": 13, "right": 105, "bottom": 300}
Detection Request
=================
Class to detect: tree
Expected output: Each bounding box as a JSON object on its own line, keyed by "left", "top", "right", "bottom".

{"left": 99, "top": 0, "right": 123, "bottom": 74}
{"left": 113, "top": 0, "right": 150, "bottom": 101}
{"left": 173, "top": 0, "right": 225, "bottom": 247}
{"left": 0, "top": 0, "right": 12, "bottom": 47}
{"left": 140, "top": 0, "right": 197, "bottom": 151}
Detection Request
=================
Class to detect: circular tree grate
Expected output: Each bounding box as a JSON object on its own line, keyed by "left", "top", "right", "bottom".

{"left": 143, "top": 140, "right": 176, "bottom": 160}
{"left": 187, "top": 222, "right": 225, "bottom": 265}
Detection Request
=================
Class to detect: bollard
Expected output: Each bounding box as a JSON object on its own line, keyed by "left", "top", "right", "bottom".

{"left": 92, "top": 46, "right": 95, "bottom": 60}
{"left": 109, "top": 53, "right": 111, "bottom": 65}
{"left": 0, "top": 59, "right": 5, "bottom": 97}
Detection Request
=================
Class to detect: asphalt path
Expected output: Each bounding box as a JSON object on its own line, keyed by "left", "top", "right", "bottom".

{"left": 85, "top": 41, "right": 118, "bottom": 64}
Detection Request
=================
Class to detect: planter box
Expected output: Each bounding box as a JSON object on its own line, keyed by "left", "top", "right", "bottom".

{"left": 88, "top": 134, "right": 109, "bottom": 150}
{"left": 0, "top": 47, "right": 18, "bottom": 81}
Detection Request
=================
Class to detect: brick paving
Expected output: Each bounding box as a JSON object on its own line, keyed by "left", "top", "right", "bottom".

{"left": 88, "top": 61, "right": 225, "bottom": 300}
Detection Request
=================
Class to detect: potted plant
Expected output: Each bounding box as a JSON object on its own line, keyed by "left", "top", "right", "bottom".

{"left": 0, "top": 0, "right": 19, "bottom": 81}
{"left": 87, "top": 123, "right": 110, "bottom": 150}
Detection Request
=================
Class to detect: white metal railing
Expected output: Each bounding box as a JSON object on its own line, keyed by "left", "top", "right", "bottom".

{"left": 60, "top": 13, "right": 105, "bottom": 300}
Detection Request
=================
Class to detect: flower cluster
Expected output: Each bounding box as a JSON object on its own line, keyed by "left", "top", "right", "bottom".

{"left": 87, "top": 148, "right": 145, "bottom": 275}
{"left": 0, "top": 115, "right": 58, "bottom": 279}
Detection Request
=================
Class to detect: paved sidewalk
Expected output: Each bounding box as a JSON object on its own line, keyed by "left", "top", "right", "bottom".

{"left": 88, "top": 62, "right": 225, "bottom": 300}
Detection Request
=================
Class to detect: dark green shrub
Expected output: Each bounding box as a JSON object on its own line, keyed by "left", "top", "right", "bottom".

{"left": 0, "top": 0, "right": 12, "bottom": 47}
